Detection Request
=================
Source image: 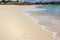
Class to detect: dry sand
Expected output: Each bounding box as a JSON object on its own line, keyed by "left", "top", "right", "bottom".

{"left": 0, "top": 5, "right": 57, "bottom": 40}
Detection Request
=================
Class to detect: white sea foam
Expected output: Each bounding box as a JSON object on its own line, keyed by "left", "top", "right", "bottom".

{"left": 25, "top": 12, "right": 60, "bottom": 40}
{"left": 26, "top": 7, "right": 47, "bottom": 12}
{"left": 25, "top": 6, "right": 60, "bottom": 40}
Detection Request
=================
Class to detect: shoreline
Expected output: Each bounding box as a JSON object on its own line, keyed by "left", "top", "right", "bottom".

{"left": 25, "top": 5, "right": 60, "bottom": 40}
{"left": 0, "top": 5, "right": 58, "bottom": 40}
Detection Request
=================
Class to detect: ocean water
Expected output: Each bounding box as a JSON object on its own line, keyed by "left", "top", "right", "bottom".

{"left": 26, "top": 5, "right": 60, "bottom": 40}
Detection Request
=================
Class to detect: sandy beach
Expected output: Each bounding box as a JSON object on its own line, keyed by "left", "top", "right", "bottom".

{"left": 0, "top": 5, "right": 58, "bottom": 40}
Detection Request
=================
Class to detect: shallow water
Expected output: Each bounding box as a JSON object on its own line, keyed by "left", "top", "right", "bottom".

{"left": 26, "top": 5, "right": 60, "bottom": 40}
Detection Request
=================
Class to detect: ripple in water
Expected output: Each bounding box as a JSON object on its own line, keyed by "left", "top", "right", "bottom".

{"left": 26, "top": 5, "right": 60, "bottom": 40}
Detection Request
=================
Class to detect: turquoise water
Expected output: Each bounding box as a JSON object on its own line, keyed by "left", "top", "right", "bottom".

{"left": 36, "top": 5, "right": 60, "bottom": 17}
{"left": 26, "top": 5, "right": 60, "bottom": 40}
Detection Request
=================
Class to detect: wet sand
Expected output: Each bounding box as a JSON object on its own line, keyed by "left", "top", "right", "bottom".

{"left": 0, "top": 5, "right": 57, "bottom": 40}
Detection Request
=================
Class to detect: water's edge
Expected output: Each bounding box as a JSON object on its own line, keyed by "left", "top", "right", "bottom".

{"left": 25, "top": 5, "right": 60, "bottom": 40}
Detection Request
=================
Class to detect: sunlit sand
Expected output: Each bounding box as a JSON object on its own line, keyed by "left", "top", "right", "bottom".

{"left": 0, "top": 5, "right": 58, "bottom": 40}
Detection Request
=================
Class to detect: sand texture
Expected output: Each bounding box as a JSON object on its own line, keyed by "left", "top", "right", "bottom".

{"left": 0, "top": 5, "right": 58, "bottom": 40}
